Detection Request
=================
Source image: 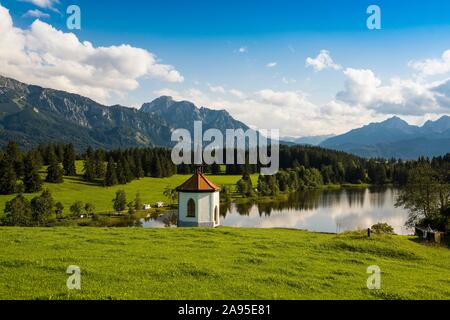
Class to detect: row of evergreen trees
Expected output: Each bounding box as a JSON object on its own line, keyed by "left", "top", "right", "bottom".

{"left": 2, "top": 188, "right": 144, "bottom": 226}
{"left": 236, "top": 166, "right": 325, "bottom": 198}
{"left": 0, "top": 142, "right": 76, "bottom": 195}
{"left": 1, "top": 141, "right": 449, "bottom": 196}
{"left": 83, "top": 147, "right": 177, "bottom": 186}
{"left": 3, "top": 189, "right": 62, "bottom": 226}
{"left": 0, "top": 142, "right": 177, "bottom": 194}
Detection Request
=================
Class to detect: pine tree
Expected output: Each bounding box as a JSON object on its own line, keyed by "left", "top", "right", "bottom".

{"left": 127, "top": 201, "right": 136, "bottom": 215}
{"left": 104, "top": 158, "right": 118, "bottom": 186}
{"left": 0, "top": 157, "right": 17, "bottom": 195}
{"left": 5, "top": 141, "right": 23, "bottom": 177}
{"left": 70, "top": 201, "right": 84, "bottom": 217}
{"left": 3, "top": 194, "right": 33, "bottom": 226}
{"left": 116, "top": 160, "right": 127, "bottom": 184}
{"left": 134, "top": 192, "right": 142, "bottom": 211}
{"left": 93, "top": 151, "right": 106, "bottom": 179}
{"left": 134, "top": 156, "right": 145, "bottom": 178}
{"left": 152, "top": 156, "right": 163, "bottom": 178}
{"left": 113, "top": 190, "right": 127, "bottom": 212}
{"left": 63, "top": 144, "right": 77, "bottom": 176}
{"left": 83, "top": 155, "right": 96, "bottom": 182}
{"left": 46, "top": 149, "right": 64, "bottom": 183}
{"left": 31, "top": 189, "right": 54, "bottom": 225}
{"left": 23, "top": 153, "right": 43, "bottom": 193}
{"left": 56, "top": 144, "right": 65, "bottom": 163}
{"left": 121, "top": 157, "right": 134, "bottom": 182}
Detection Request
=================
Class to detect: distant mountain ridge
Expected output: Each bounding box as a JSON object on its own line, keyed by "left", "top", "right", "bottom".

{"left": 0, "top": 75, "right": 249, "bottom": 150}
{"left": 320, "top": 116, "right": 450, "bottom": 159}
{"left": 282, "top": 134, "right": 335, "bottom": 146}
{"left": 141, "top": 96, "right": 250, "bottom": 133}
{"left": 1, "top": 75, "right": 449, "bottom": 159}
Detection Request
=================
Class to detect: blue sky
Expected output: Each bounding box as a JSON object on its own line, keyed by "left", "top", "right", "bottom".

{"left": 1, "top": 0, "right": 450, "bottom": 136}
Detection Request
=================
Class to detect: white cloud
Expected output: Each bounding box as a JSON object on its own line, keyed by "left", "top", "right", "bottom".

{"left": 151, "top": 85, "right": 379, "bottom": 137}
{"left": 337, "top": 68, "right": 381, "bottom": 105}
{"left": 21, "top": 0, "right": 58, "bottom": 9}
{"left": 238, "top": 47, "right": 247, "bottom": 53}
{"left": 409, "top": 49, "right": 450, "bottom": 77}
{"left": 282, "top": 77, "right": 296, "bottom": 84}
{"left": 229, "top": 89, "right": 245, "bottom": 98}
{"left": 336, "top": 68, "right": 446, "bottom": 116}
{"left": 306, "top": 49, "right": 341, "bottom": 72}
{"left": 266, "top": 62, "right": 277, "bottom": 68}
{"left": 22, "top": 9, "right": 50, "bottom": 19}
{"left": 0, "top": 4, "right": 183, "bottom": 103}
{"left": 252, "top": 89, "right": 309, "bottom": 108}
{"left": 20, "top": 0, "right": 59, "bottom": 13}
{"left": 208, "top": 85, "right": 226, "bottom": 94}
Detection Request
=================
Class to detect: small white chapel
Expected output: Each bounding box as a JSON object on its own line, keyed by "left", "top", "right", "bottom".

{"left": 176, "top": 168, "right": 221, "bottom": 228}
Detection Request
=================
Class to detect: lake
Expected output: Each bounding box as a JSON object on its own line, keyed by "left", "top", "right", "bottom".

{"left": 139, "top": 187, "right": 412, "bottom": 235}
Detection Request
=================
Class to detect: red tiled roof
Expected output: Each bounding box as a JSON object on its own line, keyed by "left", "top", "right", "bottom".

{"left": 177, "top": 173, "right": 221, "bottom": 192}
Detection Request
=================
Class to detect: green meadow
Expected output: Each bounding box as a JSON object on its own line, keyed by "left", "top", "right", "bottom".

{"left": 0, "top": 227, "right": 449, "bottom": 300}
{"left": 0, "top": 161, "right": 258, "bottom": 217}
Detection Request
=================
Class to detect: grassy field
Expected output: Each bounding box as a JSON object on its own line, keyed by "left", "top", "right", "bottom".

{"left": 0, "top": 227, "right": 448, "bottom": 300}
{"left": 0, "top": 161, "right": 258, "bottom": 217}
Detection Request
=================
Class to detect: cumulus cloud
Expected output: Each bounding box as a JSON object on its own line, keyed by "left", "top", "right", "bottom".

{"left": 409, "top": 49, "right": 450, "bottom": 77}
{"left": 306, "top": 50, "right": 341, "bottom": 72}
{"left": 208, "top": 85, "right": 226, "bottom": 94}
{"left": 252, "top": 89, "right": 310, "bottom": 108}
{"left": 0, "top": 4, "right": 183, "bottom": 103}
{"left": 266, "top": 62, "right": 277, "bottom": 68}
{"left": 229, "top": 89, "right": 245, "bottom": 98}
{"left": 22, "top": 9, "right": 50, "bottom": 19}
{"left": 336, "top": 68, "right": 447, "bottom": 116}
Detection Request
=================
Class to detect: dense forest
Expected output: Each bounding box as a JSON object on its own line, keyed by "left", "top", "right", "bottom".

{"left": 0, "top": 141, "right": 449, "bottom": 231}
{"left": 0, "top": 141, "right": 449, "bottom": 196}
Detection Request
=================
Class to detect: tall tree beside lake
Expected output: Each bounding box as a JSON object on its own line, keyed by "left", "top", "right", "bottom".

{"left": 396, "top": 163, "right": 450, "bottom": 231}
{"left": 113, "top": 190, "right": 127, "bottom": 212}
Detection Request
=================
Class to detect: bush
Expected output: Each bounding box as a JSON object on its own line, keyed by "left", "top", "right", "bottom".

{"left": 371, "top": 223, "right": 395, "bottom": 235}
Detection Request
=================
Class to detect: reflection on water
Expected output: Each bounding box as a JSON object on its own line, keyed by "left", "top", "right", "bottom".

{"left": 137, "top": 187, "right": 411, "bottom": 235}
{"left": 220, "top": 187, "right": 411, "bottom": 235}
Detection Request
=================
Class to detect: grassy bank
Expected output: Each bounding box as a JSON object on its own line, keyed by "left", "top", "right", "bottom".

{"left": 0, "top": 227, "right": 448, "bottom": 300}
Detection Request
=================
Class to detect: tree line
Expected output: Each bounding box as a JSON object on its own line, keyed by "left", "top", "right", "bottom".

{"left": 1, "top": 141, "right": 449, "bottom": 195}
{"left": 2, "top": 188, "right": 144, "bottom": 226}
{"left": 0, "top": 141, "right": 177, "bottom": 194}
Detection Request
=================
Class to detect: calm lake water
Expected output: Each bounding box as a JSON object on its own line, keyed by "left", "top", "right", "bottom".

{"left": 139, "top": 187, "right": 412, "bottom": 235}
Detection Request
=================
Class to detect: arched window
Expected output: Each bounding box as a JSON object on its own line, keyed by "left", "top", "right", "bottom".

{"left": 187, "top": 199, "right": 196, "bottom": 218}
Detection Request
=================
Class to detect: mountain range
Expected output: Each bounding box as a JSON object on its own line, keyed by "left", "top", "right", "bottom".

{"left": 0, "top": 75, "right": 449, "bottom": 159}
{"left": 320, "top": 116, "right": 450, "bottom": 159}
{"left": 281, "top": 135, "right": 335, "bottom": 146}
{"left": 0, "top": 75, "right": 248, "bottom": 151}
